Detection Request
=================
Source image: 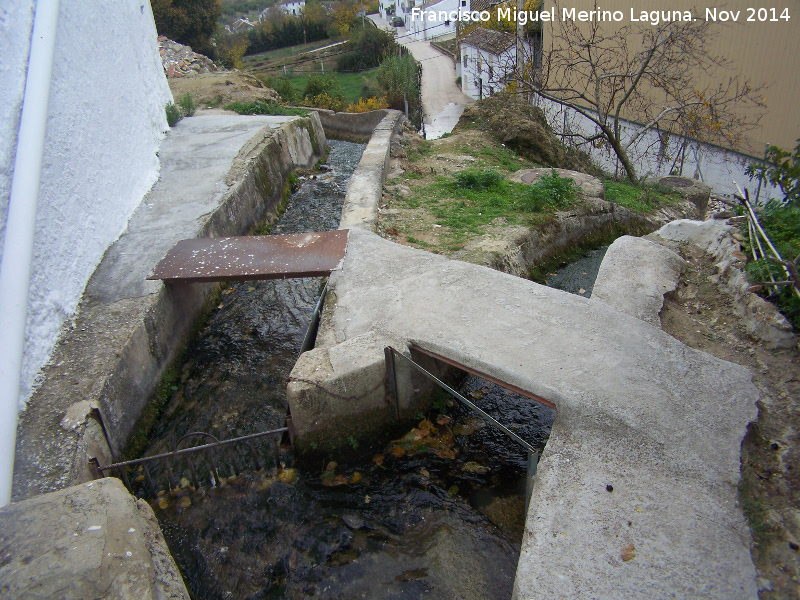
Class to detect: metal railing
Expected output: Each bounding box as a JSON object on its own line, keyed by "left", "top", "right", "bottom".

{"left": 90, "top": 427, "right": 287, "bottom": 499}
{"left": 385, "top": 346, "right": 543, "bottom": 504}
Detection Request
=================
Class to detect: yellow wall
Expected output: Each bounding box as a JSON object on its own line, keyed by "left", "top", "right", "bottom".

{"left": 539, "top": 0, "right": 800, "bottom": 156}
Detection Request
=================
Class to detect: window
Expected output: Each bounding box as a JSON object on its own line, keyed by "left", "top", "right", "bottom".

{"left": 488, "top": 64, "right": 493, "bottom": 79}
{"left": 463, "top": 54, "right": 468, "bottom": 67}
{"left": 461, "top": 0, "right": 466, "bottom": 6}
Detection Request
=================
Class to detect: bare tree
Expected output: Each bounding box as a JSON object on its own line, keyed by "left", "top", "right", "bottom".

{"left": 495, "top": 6, "right": 767, "bottom": 182}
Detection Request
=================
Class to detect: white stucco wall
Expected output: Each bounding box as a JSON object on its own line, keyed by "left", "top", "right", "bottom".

{"left": 461, "top": 43, "right": 516, "bottom": 100}
{"left": 0, "top": 0, "right": 172, "bottom": 409}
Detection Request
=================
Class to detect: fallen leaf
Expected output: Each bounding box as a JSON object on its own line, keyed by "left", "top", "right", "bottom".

{"left": 176, "top": 496, "right": 191, "bottom": 509}
{"left": 419, "top": 468, "right": 430, "bottom": 478}
{"left": 392, "top": 445, "right": 406, "bottom": 458}
{"left": 579, "top": 288, "right": 586, "bottom": 294}
{"left": 157, "top": 497, "right": 169, "bottom": 510}
{"left": 350, "top": 471, "right": 362, "bottom": 484}
{"left": 462, "top": 461, "right": 489, "bottom": 474}
{"left": 278, "top": 468, "right": 298, "bottom": 484}
{"left": 436, "top": 415, "right": 451, "bottom": 426}
{"left": 634, "top": 506, "right": 644, "bottom": 513}
{"left": 372, "top": 454, "right": 385, "bottom": 466}
{"left": 621, "top": 543, "right": 636, "bottom": 562}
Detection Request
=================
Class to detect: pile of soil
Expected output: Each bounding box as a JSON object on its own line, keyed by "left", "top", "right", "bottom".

{"left": 167, "top": 71, "right": 280, "bottom": 110}
{"left": 458, "top": 93, "right": 598, "bottom": 175}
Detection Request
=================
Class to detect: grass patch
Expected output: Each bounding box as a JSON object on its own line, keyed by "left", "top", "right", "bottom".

{"left": 225, "top": 101, "right": 309, "bottom": 116}
{"left": 280, "top": 69, "right": 380, "bottom": 105}
{"left": 604, "top": 178, "right": 682, "bottom": 213}
{"left": 406, "top": 169, "right": 576, "bottom": 235}
{"left": 521, "top": 169, "right": 578, "bottom": 211}
{"left": 243, "top": 39, "right": 334, "bottom": 64}
{"left": 407, "top": 140, "right": 434, "bottom": 162}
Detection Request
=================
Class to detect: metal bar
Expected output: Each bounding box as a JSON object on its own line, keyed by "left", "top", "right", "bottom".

{"left": 525, "top": 449, "right": 539, "bottom": 511}
{"left": 186, "top": 455, "right": 201, "bottom": 490}
{"left": 390, "top": 348, "right": 536, "bottom": 453}
{"left": 163, "top": 457, "right": 177, "bottom": 489}
{"left": 118, "top": 466, "right": 132, "bottom": 493}
{"left": 409, "top": 345, "right": 557, "bottom": 409}
{"left": 384, "top": 346, "right": 400, "bottom": 420}
{"left": 94, "top": 428, "right": 288, "bottom": 473}
{"left": 248, "top": 439, "right": 263, "bottom": 471}
{"left": 270, "top": 437, "right": 281, "bottom": 470}
{"left": 142, "top": 464, "right": 157, "bottom": 498}
{"left": 300, "top": 282, "right": 328, "bottom": 354}
{"left": 206, "top": 448, "right": 221, "bottom": 487}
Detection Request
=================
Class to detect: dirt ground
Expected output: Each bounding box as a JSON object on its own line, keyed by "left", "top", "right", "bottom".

{"left": 660, "top": 244, "right": 800, "bottom": 599}
{"left": 166, "top": 70, "right": 279, "bottom": 110}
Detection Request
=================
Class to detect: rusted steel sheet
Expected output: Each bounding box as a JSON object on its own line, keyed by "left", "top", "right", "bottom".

{"left": 148, "top": 230, "right": 349, "bottom": 283}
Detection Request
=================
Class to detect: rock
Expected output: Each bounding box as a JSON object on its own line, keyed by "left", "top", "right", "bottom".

{"left": 159, "top": 37, "right": 218, "bottom": 78}
{"left": 0, "top": 478, "right": 189, "bottom": 599}
{"left": 650, "top": 175, "right": 711, "bottom": 219}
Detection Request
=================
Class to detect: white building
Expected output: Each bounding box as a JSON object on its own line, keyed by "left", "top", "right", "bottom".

{"left": 261, "top": 0, "right": 306, "bottom": 18}
{"left": 406, "top": 0, "right": 468, "bottom": 40}
{"left": 0, "top": 0, "right": 171, "bottom": 417}
{"left": 460, "top": 28, "right": 524, "bottom": 100}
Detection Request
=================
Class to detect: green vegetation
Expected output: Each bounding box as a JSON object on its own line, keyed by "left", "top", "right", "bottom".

{"left": 376, "top": 54, "right": 422, "bottom": 128}
{"left": 603, "top": 179, "right": 681, "bottom": 213}
{"left": 746, "top": 139, "right": 800, "bottom": 206}
{"left": 337, "top": 27, "right": 397, "bottom": 71}
{"left": 244, "top": 39, "right": 334, "bottom": 64}
{"left": 521, "top": 169, "right": 577, "bottom": 211}
{"left": 402, "top": 169, "right": 576, "bottom": 241}
{"left": 741, "top": 201, "right": 800, "bottom": 328}
{"left": 177, "top": 92, "right": 197, "bottom": 117}
{"left": 165, "top": 102, "right": 182, "bottom": 127}
{"left": 224, "top": 100, "right": 309, "bottom": 116}
{"left": 274, "top": 70, "right": 380, "bottom": 105}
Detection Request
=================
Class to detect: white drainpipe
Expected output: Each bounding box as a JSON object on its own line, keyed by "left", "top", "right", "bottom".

{"left": 0, "top": 0, "right": 60, "bottom": 507}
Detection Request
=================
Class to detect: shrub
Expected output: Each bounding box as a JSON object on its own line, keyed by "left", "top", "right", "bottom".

{"left": 451, "top": 169, "right": 503, "bottom": 191}
{"left": 303, "top": 92, "right": 346, "bottom": 111}
{"left": 346, "top": 96, "right": 389, "bottom": 112}
{"left": 747, "top": 140, "right": 800, "bottom": 205}
{"left": 177, "top": 92, "right": 197, "bottom": 117}
{"left": 520, "top": 169, "right": 577, "bottom": 211}
{"left": 165, "top": 102, "right": 181, "bottom": 127}
{"left": 257, "top": 74, "right": 298, "bottom": 104}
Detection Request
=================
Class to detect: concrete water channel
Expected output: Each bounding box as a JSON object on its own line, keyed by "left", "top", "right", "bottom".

{"left": 2, "top": 109, "right": 769, "bottom": 599}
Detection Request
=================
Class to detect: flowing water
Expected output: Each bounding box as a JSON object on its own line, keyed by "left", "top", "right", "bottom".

{"left": 137, "top": 141, "right": 557, "bottom": 599}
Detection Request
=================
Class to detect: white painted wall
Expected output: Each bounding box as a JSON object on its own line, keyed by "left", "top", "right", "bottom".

{"left": 0, "top": 0, "right": 172, "bottom": 409}
{"left": 460, "top": 42, "right": 517, "bottom": 100}
{"left": 532, "top": 95, "right": 781, "bottom": 202}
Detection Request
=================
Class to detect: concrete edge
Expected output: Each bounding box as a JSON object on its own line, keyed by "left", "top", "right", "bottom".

{"left": 650, "top": 219, "right": 797, "bottom": 349}
{"left": 591, "top": 235, "right": 686, "bottom": 326}
{"left": 13, "top": 115, "right": 327, "bottom": 501}
{"left": 337, "top": 110, "right": 404, "bottom": 232}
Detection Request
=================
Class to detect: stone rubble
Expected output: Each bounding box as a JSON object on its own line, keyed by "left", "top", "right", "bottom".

{"left": 158, "top": 36, "right": 218, "bottom": 78}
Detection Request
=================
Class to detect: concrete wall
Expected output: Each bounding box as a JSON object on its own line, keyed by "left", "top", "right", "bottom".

{"left": 0, "top": 0, "right": 172, "bottom": 410}
{"left": 314, "top": 108, "right": 396, "bottom": 140}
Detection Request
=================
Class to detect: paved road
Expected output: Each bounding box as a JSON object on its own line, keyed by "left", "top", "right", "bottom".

{"left": 370, "top": 14, "right": 474, "bottom": 138}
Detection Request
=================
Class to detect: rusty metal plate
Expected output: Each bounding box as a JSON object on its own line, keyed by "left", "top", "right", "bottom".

{"left": 148, "top": 230, "right": 349, "bottom": 283}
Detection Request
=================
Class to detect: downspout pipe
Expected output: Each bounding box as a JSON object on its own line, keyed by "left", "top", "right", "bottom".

{"left": 0, "top": 0, "right": 60, "bottom": 507}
